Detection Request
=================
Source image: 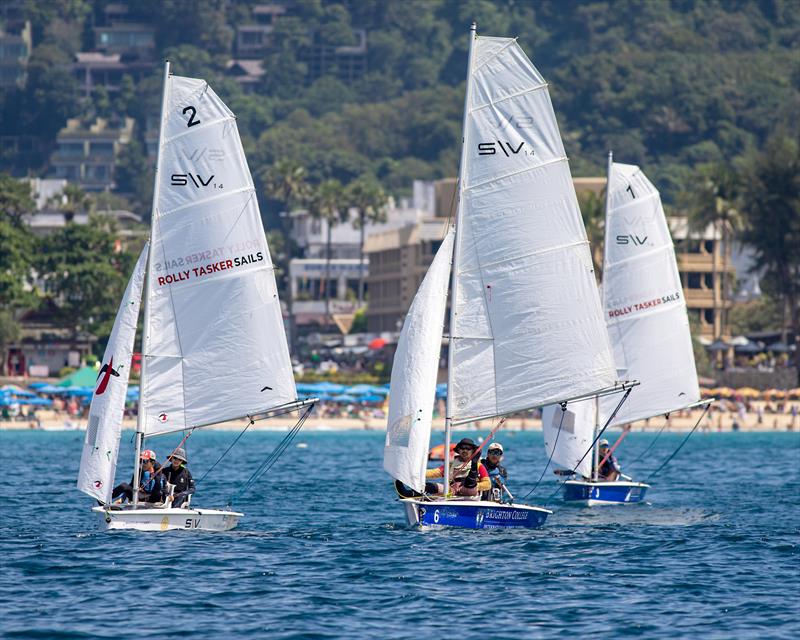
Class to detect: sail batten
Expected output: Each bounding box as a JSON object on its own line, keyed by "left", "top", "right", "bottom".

{"left": 469, "top": 82, "right": 549, "bottom": 112}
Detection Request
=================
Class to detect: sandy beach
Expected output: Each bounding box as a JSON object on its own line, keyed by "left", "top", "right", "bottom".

{"left": 4, "top": 406, "right": 798, "bottom": 433}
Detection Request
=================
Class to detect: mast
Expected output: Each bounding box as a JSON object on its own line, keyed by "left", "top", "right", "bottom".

{"left": 592, "top": 150, "right": 613, "bottom": 483}
{"left": 133, "top": 60, "right": 170, "bottom": 507}
{"left": 444, "top": 22, "right": 477, "bottom": 494}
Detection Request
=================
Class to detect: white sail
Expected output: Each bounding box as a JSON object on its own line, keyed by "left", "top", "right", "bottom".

{"left": 384, "top": 230, "right": 454, "bottom": 492}
{"left": 142, "top": 74, "right": 295, "bottom": 436}
{"left": 599, "top": 163, "right": 699, "bottom": 426}
{"left": 449, "top": 36, "right": 616, "bottom": 423}
{"left": 77, "top": 244, "right": 149, "bottom": 502}
{"left": 541, "top": 400, "right": 594, "bottom": 478}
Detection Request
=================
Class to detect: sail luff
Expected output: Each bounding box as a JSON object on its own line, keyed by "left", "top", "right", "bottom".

{"left": 444, "top": 22, "right": 478, "bottom": 493}
{"left": 133, "top": 60, "right": 171, "bottom": 507}
{"left": 603, "top": 151, "right": 613, "bottom": 314}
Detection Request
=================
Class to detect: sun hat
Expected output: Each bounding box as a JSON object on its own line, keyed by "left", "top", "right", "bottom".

{"left": 171, "top": 447, "right": 188, "bottom": 462}
{"left": 454, "top": 438, "right": 477, "bottom": 451}
{"left": 487, "top": 442, "right": 504, "bottom": 454}
{"left": 599, "top": 439, "right": 610, "bottom": 447}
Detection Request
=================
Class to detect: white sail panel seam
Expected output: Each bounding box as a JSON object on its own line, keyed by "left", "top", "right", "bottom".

{"left": 163, "top": 115, "right": 234, "bottom": 145}
{"left": 607, "top": 190, "right": 659, "bottom": 212}
{"left": 159, "top": 186, "right": 254, "bottom": 217}
{"left": 464, "top": 155, "right": 568, "bottom": 191}
{"left": 457, "top": 238, "right": 589, "bottom": 275}
{"left": 604, "top": 244, "right": 675, "bottom": 269}
{"left": 472, "top": 37, "right": 517, "bottom": 73}
{"left": 469, "top": 82, "right": 548, "bottom": 113}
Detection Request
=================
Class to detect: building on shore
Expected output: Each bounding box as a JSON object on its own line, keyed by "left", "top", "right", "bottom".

{"left": 50, "top": 117, "right": 135, "bottom": 192}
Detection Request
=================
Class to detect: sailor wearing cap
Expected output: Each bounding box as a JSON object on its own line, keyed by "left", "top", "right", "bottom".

{"left": 425, "top": 438, "right": 491, "bottom": 498}
{"left": 596, "top": 439, "right": 621, "bottom": 481}
{"left": 110, "top": 449, "right": 163, "bottom": 504}
{"left": 162, "top": 447, "right": 196, "bottom": 508}
{"left": 481, "top": 442, "right": 508, "bottom": 501}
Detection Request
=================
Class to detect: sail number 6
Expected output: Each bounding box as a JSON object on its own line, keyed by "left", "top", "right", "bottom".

{"left": 183, "top": 106, "right": 200, "bottom": 128}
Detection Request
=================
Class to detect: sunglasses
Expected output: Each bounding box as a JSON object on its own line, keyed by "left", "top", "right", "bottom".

{"left": 488, "top": 450, "right": 502, "bottom": 455}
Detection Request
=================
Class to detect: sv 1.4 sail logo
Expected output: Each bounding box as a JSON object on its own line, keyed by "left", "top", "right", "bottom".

{"left": 171, "top": 173, "right": 223, "bottom": 189}
{"left": 477, "top": 141, "right": 533, "bottom": 157}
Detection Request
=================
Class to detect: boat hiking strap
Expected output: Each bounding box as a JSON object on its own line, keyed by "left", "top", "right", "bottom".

{"left": 227, "top": 404, "right": 315, "bottom": 506}
{"left": 644, "top": 403, "right": 710, "bottom": 483}
{"left": 196, "top": 402, "right": 314, "bottom": 486}
{"left": 541, "top": 386, "right": 633, "bottom": 506}
{"left": 519, "top": 403, "right": 567, "bottom": 500}
{"left": 628, "top": 414, "right": 671, "bottom": 465}
{"left": 596, "top": 426, "right": 631, "bottom": 472}
{"left": 138, "top": 429, "right": 195, "bottom": 492}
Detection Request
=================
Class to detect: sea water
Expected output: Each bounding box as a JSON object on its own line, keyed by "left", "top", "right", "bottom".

{"left": 0, "top": 429, "right": 798, "bottom": 639}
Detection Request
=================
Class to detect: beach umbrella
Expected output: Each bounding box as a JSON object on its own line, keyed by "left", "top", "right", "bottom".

{"left": 705, "top": 339, "right": 730, "bottom": 352}
{"left": 35, "top": 384, "right": 63, "bottom": 394}
{"left": 27, "top": 382, "right": 50, "bottom": 390}
{"left": 768, "top": 342, "right": 797, "bottom": 353}
{"left": 699, "top": 387, "right": 713, "bottom": 397}
{"left": 435, "top": 383, "right": 448, "bottom": 399}
{"left": 762, "top": 388, "right": 786, "bottom": 399}
{"left": 313, "top": 381, "right": 346, "bottom": 394}
{"left": 56, "top": 366, "right": 100, "bottom": 387}
{"left": 710, "top": 386, "right": 735, "bottom": 397}
{"left": 19, "top": 397, "right": 53, "bottom": 406}
{"left": 734, "top": 341, "right": 764, "bottom": 354}
{"left": 737, "top": 387, "right": 761, "bottom": 398}
{"left": 368, "top": 337, "right": 387, "bottom": 350}
{"left": 359, "top": 394, "right": 385, "bottom": 403}
{"left": 0, "top": 385, "right": 37, "bottom": 397}
{"left": 788, "top": 388, "right": 800, "bottom": 399}
{"left": 333, "top": 394, "right": 358, "bottom": 403}
{"left": 345, "top": 384, "right": 376, "bottom": 395}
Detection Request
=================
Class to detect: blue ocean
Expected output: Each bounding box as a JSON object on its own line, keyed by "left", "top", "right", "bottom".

{"left": 1, "top": 429, "right": 798, "bottom": 639}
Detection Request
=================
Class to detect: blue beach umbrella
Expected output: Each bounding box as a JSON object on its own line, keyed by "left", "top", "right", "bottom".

{"left": 333, "top": 394, "right": 358, "bottom": 403}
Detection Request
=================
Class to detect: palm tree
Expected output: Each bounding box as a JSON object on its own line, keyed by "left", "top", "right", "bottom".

{"left": 308, "top": 179, "right": 347, "bottom": 325}
{"left": 261, "top": 160, "right": 311, "bottom": 351}
{"left": 345, "top": 175, "right": 388, "bottom": 306}
{"left": 684, "top": 162, "right": 743, "bottom": 340}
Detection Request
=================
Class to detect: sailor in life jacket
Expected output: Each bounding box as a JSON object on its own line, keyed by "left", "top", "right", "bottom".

{"left": 425, "top": 438, "right": 491, "bottom": 497}
{"left": 480, "top": 442, "right": 508, "bottom": 501}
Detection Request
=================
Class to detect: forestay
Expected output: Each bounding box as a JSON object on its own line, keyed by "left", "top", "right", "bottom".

{"left": 450, "top": 36, "right": 615, "bottom": 423}
{"left": 142, "top": 75, "right": 295, "bottom": 436}
{"left": 599, "top": 163, "right": 699, "bottom": 425}
{"left": 384, "top": 230, "right": 454, "bottom": 492}
{"left": 541, "top": 399, "right": 594, "bottom": 478}
{"left": 77, "top": 244, "right": 149, "bottom": 503}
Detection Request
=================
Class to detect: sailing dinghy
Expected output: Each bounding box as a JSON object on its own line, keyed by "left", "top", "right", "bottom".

{"left": 383, "top": 25, "right": 621, "bottom": 530}
{"left": 78, "top": 62, "right": 314, "bottom": 531}
{"left": 552, "top": 154, "right": 703, "bottom": 505}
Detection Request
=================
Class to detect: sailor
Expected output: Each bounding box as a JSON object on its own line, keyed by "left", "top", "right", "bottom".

{"left": 162, "top": 447, "right": 195, "bottom": 508}
{"left": 596, "top": 439, "right": 621, "bottom": 481}
{"left": 481, "top": 442, "right": 508, "bottom": 501}
{"left": 111, "top": 449, "right": 162, "bottom": 503}
{"left": 425, "top": 438, "right": 491, "bottom": 497}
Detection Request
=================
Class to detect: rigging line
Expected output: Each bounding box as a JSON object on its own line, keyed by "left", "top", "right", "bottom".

{"left": 520, "top": 403, "right": 566, "bottom": 501}
{"left": 195, "top": 416, "right": 255, "bottom": 485}
{"left": 542, "top": 386, "right": 633, "bottom": 506}
{"left": 137, "top": 428, "right": 194, "bottom": 493}
{"left": 229, "top": 405, "right": 314, "bottom": 505}
{"left": 628, "top": 415, "right": 671, "bottom": 465}
{"left": 644, "top": 403, "right": 710, "bottom": 483}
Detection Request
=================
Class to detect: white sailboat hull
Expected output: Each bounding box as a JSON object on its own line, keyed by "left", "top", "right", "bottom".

{"left": 92, "top": 506, "right": 243, "bottom": 532}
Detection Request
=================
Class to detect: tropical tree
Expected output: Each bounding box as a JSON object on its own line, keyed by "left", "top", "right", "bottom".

{"left": 739, "top": 129, "right": 800, "bottom": 353}
{"left": 0, "top": 174, "right": 36, "bottom": 310}
{"left": 308, "top": 179, "right": 348, "bottom": 325}
{"left": 48, "top": 183, "right": 93, "bottom": 220}
{"left": 683, "top": 162, "right": 743, "bottom": 339}
{"left": 345, "top": 175, "right": 388, "bottom": 306}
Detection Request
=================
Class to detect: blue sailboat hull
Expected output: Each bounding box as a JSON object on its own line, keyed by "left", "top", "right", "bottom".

{"left": 402, "top": 499, "right": 551, "bottom": 530}
{"left": 562, "top": 480, "right": 649, "bottom": 506}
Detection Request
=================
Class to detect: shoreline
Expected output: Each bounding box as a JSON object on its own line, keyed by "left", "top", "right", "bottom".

{"left": 3, "top": 411, "right": 798, "bottom": 433}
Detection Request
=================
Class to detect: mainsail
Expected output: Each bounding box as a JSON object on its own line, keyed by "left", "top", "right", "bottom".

{"left": 142, "top": 74, "right": 296, "bottom": 436}
{"left": 541, "top": 400, "right": 594, "bottom": 478}
{"left": 77, "top": 244, "right": 149, "bottom": 502}
{"left": 384, "top": 230, "right": 454, "bottom": 492}
{"left": 599, "top": 162, "right": 700, "bottom": 425}
{"left": 449, "top": 36, "right": 616, "bottom": 424}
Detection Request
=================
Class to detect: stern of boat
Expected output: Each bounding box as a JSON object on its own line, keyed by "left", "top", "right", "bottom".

{"left": 562, "top": 480, "right": 649, "bottom": 506}
{"left": 400, "top": 499, "right": 550, "bottom": 530}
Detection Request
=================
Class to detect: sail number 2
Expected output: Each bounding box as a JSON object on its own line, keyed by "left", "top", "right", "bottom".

{"left": 183, "top": 106, "right": 201, "bottom": 128}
